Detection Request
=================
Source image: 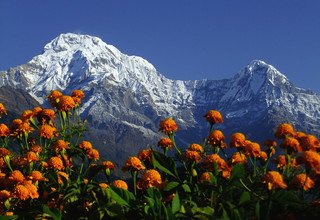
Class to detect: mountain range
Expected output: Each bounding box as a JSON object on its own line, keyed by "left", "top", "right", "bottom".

{"left": 0, "top": 33, "right": 319, "bottom": 165}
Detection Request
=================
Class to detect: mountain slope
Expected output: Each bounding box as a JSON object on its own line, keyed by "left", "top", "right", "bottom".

{"left": 0, "top": 33, "right": 319, "bottom": 163}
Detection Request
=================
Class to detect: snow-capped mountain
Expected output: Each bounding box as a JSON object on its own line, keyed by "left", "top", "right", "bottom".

{"left": 0, "top": 33, "right": 319, "bottom": 162}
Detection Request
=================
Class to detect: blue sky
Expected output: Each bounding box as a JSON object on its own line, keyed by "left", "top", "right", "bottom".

{"left": 1, "top": 0, "right": 319, "bottom": 93}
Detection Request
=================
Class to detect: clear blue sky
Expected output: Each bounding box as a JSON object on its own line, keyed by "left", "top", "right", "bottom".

{"left": 1, "top": 0, "right": 319, "bottom": 93}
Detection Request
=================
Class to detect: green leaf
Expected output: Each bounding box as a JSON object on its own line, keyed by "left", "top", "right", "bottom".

{"left": 230, "top": 164, "right": 245, "bottom": 180}
{"left": 0, "top": 216, "right": 19, "bottom": 220}
{"left": 271, "top": 190, "right": 303, "bottom": 206}
{"left": 171, "top": 192, "right": 180, "bottom": 214}
{"left": 255, "top": 201, "right": 260, "bottom": 220}
{"left": 181, "top": 183, "right": 191, "bottom": 193}
{"left": 164, "top": 181, "right": 180, "bottom": 191}
{"left": 152, "top": 151, "right": 179, "bottom": 180}
{"left": 238, "top": 191, "right": 250, "bottom": 206}
{"left": 108, "top": 187, "right": 134, "bottom": 207}
{"left": 43, "top": 205, "right": 62, "bottom": 220}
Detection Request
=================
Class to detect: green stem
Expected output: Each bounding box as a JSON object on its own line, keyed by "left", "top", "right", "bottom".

{"left": 133, "top": 171, "right": 137, "bottom": 196}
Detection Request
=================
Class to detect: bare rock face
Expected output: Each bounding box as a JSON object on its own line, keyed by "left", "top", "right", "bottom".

{"left": 0, "top": 33, "right": 319, "bottom": 164}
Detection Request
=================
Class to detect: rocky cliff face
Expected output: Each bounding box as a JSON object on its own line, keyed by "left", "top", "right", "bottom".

{"left": 0, "top": 33, "right": 319, "bottom": 163}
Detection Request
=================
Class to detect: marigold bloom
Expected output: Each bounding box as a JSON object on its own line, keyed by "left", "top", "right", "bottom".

{"left": 72, "top": 97, "right": 81, "bottom": 105}
{"left": 0, "top": 103, "right": 7, "bottom": 117}
{"left": 122, "top": 156, "right": 145, "bottom": 172}
{"left": 26, "top": 151, "right": 39, "bottom": 162}
{"left": 158, "top": 137, "right": 173, "bottom": 149}
{"left": 244, "top": 142, "right": 261, "bottom": 157}
{"left": 262, "top": 171, "right": 287, "bottom": 190}
{"left": 48, "top": 157, "right": 64, "bottom": 170}
{"left": 38, "top": 109, "right": 56, "bottom": 124}
{"left": 291, "top": 173, "right": 315, "bottom": 191}
{"left": 275, "top": 123, "right": 295, "bottom": 139}
{"left": 0, "top": 124, "right": 10, "bottom": 137}
{"left": 294, "top": 131, "right": 306, "bottom": 140}
{"left": 9, "top": 170, "right": 25, "bottom": 183}
{"left": 203, "top": 154, "right": 228, "bottom": 172}
{"left": 230, "top": 133, "right": 246, "bottom": 148}
{"left": 199, "top": 172, "right": 212, "bottom": 184}
{"left": 112, "top": 180, "right": 128, "bottom": 190}
{"left": 300, "top": 135, "right": 320, "bottom": 151}
{"left": 30, "top": 145, "right": 42, "bottom": 154}
{"left": 29, "top": 171, "right": 47, "bottom": 182}
{"left": 137, "top": 169, "right": 162, "bottom": 190}
{"left": 274, "top": 155, "right": 287, "bottom": 169}
{"left": 207, "top": 130, "right": 225, "bottom": 146}
{"left": 11, "top": 119, "right": 34, "bottom": 136}
{"left": 48, "top": 90, "right": 63, "bottom": 107}
{"left": 39, "top": 124, "right": 58, "bottom": 139}
{"left": 264, "top": 139, "right": 277, "bottom": 147}
{"left": 204, "top": 110, "right": 223, "bottom": 124}
{"left": 185, "top": 150, "right": 202, "bottom": 163}
{"left": 87, "top": 148, "right": 100, "bottom": 160}
{"left": 280, "top": 137, "right": 302, "bottom": 152}
{"left": 72, "top": 89, "right": 85, "bottom": 98}
{"left": 22, "top": 180, "right": 39, "bottom": 199}
{"left": 57, "top": 171, "right": 69, "bottom": 184}
{"left": 259, "top": 151, "right": 268, "bottom": 161}
{"left": 138, "top": 149, "right": 152, "bottom": 162}
{"left": 13, "top": 184, "right": 30, "bottom": 200}
{"left": 0, "top": 147, "right": 10, "bottom": 157}
{"left": 58, "top": 95, "right": 76, "bottom": 111}
{"left": 53, "top": 140, "right": 69, "bottom": 151}
{"left": 188, "top": 143, "right": 204, "bottom": 153}
{"left": 159, "top": 118, "right": 178, "bottom": 135}
{"left": 21, "top": 110, "right": 34, "bottom": 122}
{"left": 79, "top": 141, "right": 93, "bottom": 151}
{"left": 301, "top": 151, "right": 320, "bottom": 174}
{"left": 222, "top": 166, "right": 232, "bottom": 179}
{"left": 0, "top": 190, "right": 10, "bottom": 201}
{"left": 99, "top": 182, "right": 109, "bottom": 189}
{"left": 32, "top": 106, "right": 43, "bottom": 117}
{"left": 230, "top": 152, "right": 247, "bottom": 165}
{"left": 101, "top": 161, "right": 115, "bottom": 170}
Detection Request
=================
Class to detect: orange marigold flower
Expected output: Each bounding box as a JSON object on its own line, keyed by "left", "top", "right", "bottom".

{"left": 264, "top": 139, "right": 277, "bottom": 147}
{"left": 222, "top": 166, "right": 232, "bottom": 179}
{"left": 99, "top": 182, "right": 109, "bottom": 189}
{"left": 30, "top": 145, "right": 42, "bottom": 154}
{"left": 29, "top": 171, "right": 47, "bottom": 182}
{"left": 38, "top": 109, "right": 56, "bottom": 124}
{"left": 230, "top": 133, "right": 246, "bottom": 148}
{"left": 244, "top": 142, "right": 261, "bottom": 158}
{"left": 112, "top": 180, "right": 128, "bottom": 190}
{"left": 0, "top": 147, "right": 10, "bottom": 157}
{"left": 122, "top": 156, "right": 145, "bottom": 172}
{"left": 48, "top": 157, "right": 64, "bottom": 170}
{"left": 22, "top": 180, "right": 39, "bottom": 199}
{"left": 21, "top": 110, "right": 34, "bottom": 122}
{"left": 71, "top": 90, "right": 85, "bottom": 99}
{"left": 26, "top": 151, "right": 39, "bottom": 162}
{"left": 0, "top": 103, "right": 7, "bottom": 117}
{"left": 300, "top": 135, "right": 320, "bottom": 151}
{"left": 259, "top": 151, "right": 268, "bottom": 161}
{"left": 188, "top": 143, "right": 204, "bottom": 153}
{"left": 57, "top": 95, "right": 76, "bottom": 112}
{"left": 294, "top": 131, "right": 306, "bottom": 140}
{"left": 158, "top": 137, "right": 173, "bottom": 149}
{"left": 9, "top": 170, "right": 25, "bottom": 183}
{"left": 137, "top": 169, "right": 162, "bottom": 190}
{"left": 72, "top": 96, "right": 81, "bottom": 105}
{"left": 11, "top": 118, "right": 22, "bottom": 130}
{"left": 185, "top": 150, "right": 202, "bottom": 163}
{"left": 39, "top": 124, "right": 58, "bottom": 139}
{"left": 274, "top": 155, "right": 287, "bottom": 169}
{"left": 101, "top": 161, "right": 115, "bottom": 170}
{"left": 137, "top": 149, "right": 152, "bottom": 162}
{"left": 204, "top": 110, "right": 223, "bottom": 124}
{"left": 0, "top": 190, "right": 10, "bottom": 201}
{"left": 203, "top": 154, "right": 228, "bottom": 172}
{"left": 159, "top": 118, "right": 178, "bottom": 135}
{"left": 57, "top": 171, "right": 69, "bottom": 184}
{"left": 291, "top": 173, "right": 315, "bottom": 191}
{"left": 199, "top": 172, "right": 212, "bottom": 184}
{"left": 207, "top": 130, "right": 225, "bottom": 146}
{"left": 13, "top": 184, "right": 30, "bottom": 200}
{"left": 32, "top": 106, "right": 43, "bottom": 117}
{"left": 87, "top": 148, "right": 100, "bottom": 160}
{"left": 275, "top": 123, "right": 295, "bottom": 139}
{"left": 262, "top": 171, "right": 287, "bottom": 190}
{"left": 53, "top": 140, "right": 69, "bottom": 151}
{"left": 0, "top": 124, "right": 10, "bottom": 137}
{"left": 301, "top": 151, "right": 320, "bottom": 174}
{"left": 280, "top": 137, "right": 302, "bottom": 152}
{"left": 48, "top": 90, "right": 63, "bottom": 108}
{"left": 230, "top": 152, "right": 247, "bottom": 165}
{"left": 11, "top": 119, "right": 34, "bottom": 136}
{"left": 79, "top": 141, "right": 93, "bottom": 151}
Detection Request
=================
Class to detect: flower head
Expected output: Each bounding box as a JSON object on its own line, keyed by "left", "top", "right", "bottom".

{"left": 101, "top": 161, "right": 115, "bottom": 170}
{"left": 112, "top": 180, "right": 128, "bottom": 190}
{"left": 274, "top": 155, "right": 287, "bottom": 169}
{"left": 13, "top": 184, "right": 30, "bottom": 200}
{"left": 207, "top": 130, "right": 225, "bottom": 146}
{"left": 57, "top": 95, "right": 76, "bottom": 112}
{"left": 71, "top": 90, "right": 85, "bottom": 99}
{"left": 204, "top": 110, "right": 223, "bottom": 124}
{"left": 26, "top": 151, "right": 39, "bottom": 162}
{"left": 30, "top": 145, "right": 42, "bottom": 154}
{"left": 122, "top": 156, "right": 145, "bottom": 172}
{"left": 99, "top": 183, "right": 109, "bottom": 189}
{"left": 87, "top": 148, "right": 100, "bottom": 160}
{"left": 9, "top": 170, "right": 25, "bottom": 183}
{"left": 21, "top": 110, "right": 34, "bottom": 122}
{"left": 159, "top": 118, "right": 178, "bottom": 135}
{"left": 0, "top": 147, "right": 10, "bottom": 157}
{"left": 185, "top": 150, "right": 202, "bottom": 163}
{"left": 262, "top": 171, "right": 287, "bottom": 190}
{"left": 22, "top": 180, "right": 39, "bottom": 199}
{"left": 48, "top": 90, "right": 63, "bottom": 108}
{"left": 244, "top": 142, "right": 261, "bottom": 158}
{"left": 0, "top": 103, "right": 7, "bottom": 117}
{"left": 137, "top": 169, "right": 162, "bottom": 190}
{"left": 48, "top": 157, "right": 64, "bottom": 170}
{"left": 199, "top": 172, "right": 212, "bottom": 184}
{"left": 79, "top": 141, "right": 93, "bottom": 151}
{"left": 188, "top": 143, "right": 204, "bottom": 153}
{"left": 301, "top": 151, "right": 320, "bottom": 174}
{"left": 230, "top": 133, "right": 246, "bottom": 148}
{"left": 38, "top": 109, "right": 56, "bottom": 124}
{"left": 53, "top": 139, "right": 69, "bottom": 152}
{"left": 137, "top": 149, "right": 152, "bottom": 162}
{"left": 57, "top": 171, "right": 69, "bottom": 184}
{"left": 300, "top": 135, "right": 320, "bottom": 151}
{"left": 291, "top": 173, "right": 315, "bottom": 191}
{"left": 0, "top": 124, "right": 10, "bottom": 137}
{"left": 29, "top": 171, "right": 47, "bottom": 182}
{"left": 275, "top": 123, "right": 295, "bottom": 139}
{"left": 280, "top": 137, "right": 302, "bottom": 152}
{"left": 158, "top": 137, "right": 173, "bottom": 150}
{"left": 32, "top": 106, "right": 43, "bottom": 117}
{"left": 0, "top": 190, "right": 10, "bottom": 201}
{"left": 39, "top": 124, "right": 58, "bottom": 139}
{"left": 203, "top": 154, "right": 228, "bottom": 172}
{"left": 230, "top": 152, "right": 247, "bottom": 165}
